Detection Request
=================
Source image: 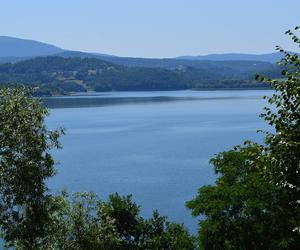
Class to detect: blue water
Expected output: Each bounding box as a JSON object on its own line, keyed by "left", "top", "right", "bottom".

{"left": 0, "top": 90, "right": 272, "bottom": 247}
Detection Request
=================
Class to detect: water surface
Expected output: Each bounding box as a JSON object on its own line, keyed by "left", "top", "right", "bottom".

{"left": 46, "top": 90, "right": 271, "bottom": 233}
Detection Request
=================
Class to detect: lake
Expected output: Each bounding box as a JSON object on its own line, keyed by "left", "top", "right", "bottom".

{"left": 45, "top": 89, "right": 271, "bottom": 233}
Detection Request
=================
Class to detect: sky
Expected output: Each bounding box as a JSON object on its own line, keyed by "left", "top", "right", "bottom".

{"left": 1, "top": 0, "right": 300, "bottom": 58}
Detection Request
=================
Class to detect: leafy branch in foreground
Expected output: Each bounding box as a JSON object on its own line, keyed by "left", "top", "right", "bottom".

{"left": 0, "top": 87, "right": 64, "bottom": 249}
{"left": 257, "top": 26, "right": 300, "bottom": 200}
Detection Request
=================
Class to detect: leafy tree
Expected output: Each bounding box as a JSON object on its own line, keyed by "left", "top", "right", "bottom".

{"left": 141, "top": 210, "right": 195, "bottom": 250}
{"left": 258, "top": 27, "right": 300, "bottom": 213}
{"left": 187, "top": 27, "right": 300, "bottom": 249}
{"left": 0, "top": 87, "right": 64, "bottom": 248}
{"left": 187, "top": 144, "right": 294, "bottom": 249}
{"left": 101, "top": 193, "right": 143, "bottom": 249}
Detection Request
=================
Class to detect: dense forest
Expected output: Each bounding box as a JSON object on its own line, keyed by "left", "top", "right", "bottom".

{"left": 0, "top": 56, "right": 281, "bottom": 96}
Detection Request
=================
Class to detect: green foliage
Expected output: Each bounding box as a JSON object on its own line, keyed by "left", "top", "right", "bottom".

{"left": 257, "top": 26, "right": 300, "bottom": 243}
{"left": 141, "top": 211, "right": 196, "bottom": 250}
{"left": 188, "top": 27, "right": 300, "bottom": 249}
{"left": 256, "top": 28, "right": 300, "bottom": 202}
{"left": 187, "top": 143, "right": 296, "bottom": 249}
{"left": 45, "top": 192, "right": 121, "bottom": 250}
{"left": 101, "top": 193, "right": 142, "bottom": 248}
{"left": 0, "top": 86, "right": 64, "bottom": 248}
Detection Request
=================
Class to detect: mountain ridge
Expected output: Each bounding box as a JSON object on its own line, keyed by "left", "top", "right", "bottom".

{"left": 0, "top": 36, "right": 65, "bottom": 57}
{"left": 0, "top": 36, "right": 286, "bottom": 63}
{"left": 176, "top": 52, "right": 283, "bottom": 63}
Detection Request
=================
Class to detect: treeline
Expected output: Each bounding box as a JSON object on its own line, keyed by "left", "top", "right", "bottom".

{"left": 0, "top": 56, "right": 281, "bottom": 96}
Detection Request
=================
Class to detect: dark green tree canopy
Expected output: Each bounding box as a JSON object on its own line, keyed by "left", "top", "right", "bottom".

{"left": 0, "top": 87, "right": 64, "bottom": 248}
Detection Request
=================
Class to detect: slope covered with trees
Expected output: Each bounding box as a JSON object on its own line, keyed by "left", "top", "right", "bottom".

{"left": 0, "top": 56, "right": 280, "bottom": 96}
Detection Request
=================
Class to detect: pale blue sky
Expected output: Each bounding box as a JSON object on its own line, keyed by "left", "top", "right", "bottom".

{"left": 1, "top": 0, "right": 300, "bottom": 58}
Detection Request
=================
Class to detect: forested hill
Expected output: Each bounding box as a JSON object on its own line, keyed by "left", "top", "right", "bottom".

{"left": 55, "top": 51, "right": 280, "bottom": 70}
{"left": 0, "top": 56, "right": 281, "bottom": 96}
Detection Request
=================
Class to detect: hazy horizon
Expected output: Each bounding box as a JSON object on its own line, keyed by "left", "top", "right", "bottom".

{"left": 1, "top": 0, "right": 300, "bottom": 58}
{"left": 0, "top": 35, "right": 289, "bottom": 59}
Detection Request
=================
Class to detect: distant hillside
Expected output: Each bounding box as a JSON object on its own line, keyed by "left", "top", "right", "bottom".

{"left": 0, "top": 36, "right": 64, "bottom": 57}
{"left": 54, "top": 51, "right": 282, "bottom": 71}
{"left": 0, "top": 56, "right": 280, "bottom": 96}
{"left": 91, "top": 55, "right": 279, "bottom": 70}
{"left": 55, "top": 51, "right": 113, "bottom": 59}
{"left": 0, "top": 36, "right": 284, "bottom": 95}
{"left": 0, "top": 56, "right": 32, "bottom": 64}
{"left": 0, "top": 57, "right": 186, "bottom": 95}
{"left": 176, "top": 52, "right": 284, "bottom": 63}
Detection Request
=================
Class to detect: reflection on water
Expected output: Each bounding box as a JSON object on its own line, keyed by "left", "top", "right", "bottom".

{"left": 43, "top": 96, "right": 176, "bottom": 108}
{"left": 42, "top": 90, "right": 270, "bottom": 109}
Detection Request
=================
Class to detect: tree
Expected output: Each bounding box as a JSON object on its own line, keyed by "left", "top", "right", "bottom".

{"left": 258, "top": 27, "right": 300, "bottom": 217}
{"left": 42, "top": 192, "right": 195, "bottom": 250}
{"left": 0, "top": 87, "right": 64, "bottom": 248}
{"left": 187, "top": 27, "right": 300, "bottom": 249}
{"left": 187, "top": 144, "right": 295, "bottom": 249}
{"left": 101, "top": 193, "right": 143, "bottom": 249}
{"left": 140, "top": 210, "right": 196, "bottom": 250}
